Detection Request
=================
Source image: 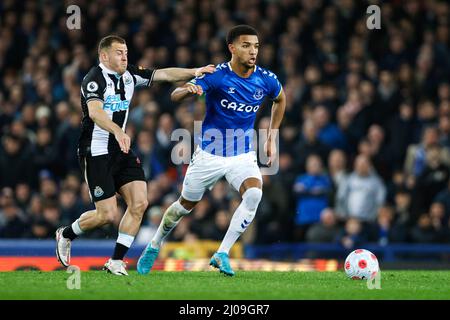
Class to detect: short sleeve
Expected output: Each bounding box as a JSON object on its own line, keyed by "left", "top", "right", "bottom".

{"left": 81, "top": 67, "right": 106, "bottom": 103}
{"left": 266, "top": 72, "right": 282, "bottom": 100}
{"left": 128, "top": 64, "right": 156, "bottom": 87}
{"left": 188, "top": 72, "right": 217, "bottom": 94}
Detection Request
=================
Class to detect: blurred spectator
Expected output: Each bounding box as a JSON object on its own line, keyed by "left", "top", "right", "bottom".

{"left": 38, "top": 200, "right": 61, "bottom": 238}
{"left": 438, "top": 115, "right": 450, "bottom": 148}
{"left": 0, "top": 133, "right": 34, "bottom": 188}
{"left": 312, "top": 105, "right": 347, "bottom": 150}
{"left": 155, "top": 113, "right": 176, "bottom": 167}
{"left": 55, "top": 111, "right": 83, "bottom": 174}
{"left": 61, "top": 171, "right": 82, "bottom": 194}
{"left": 404, "top": 126, "right": 450, "bottom": 180}
{"left": 134, "top": 130, "right": 165, "bottom": 180}
{"left": 205, "top": 209, "right": 231, "bottom": 241}
{"left": 434, "top": 179, "right": 450, "bottom": 220}
{"left": 368, "top": 206, "right": 408, "bottom": 245}
{"left": 429, "top": 202, "right": 449, "bottom": 243}
{"left": 365, "top": 124, "right": 393, "bottom": 181}
{"left": 254, "top": 173, "right": 292, "bottom": 244}
{"left": 135, "top": 206, "right": 163, "bottom": 245}
{"left": 374, "top": 69, "right": 402, "bottom": 124}
{"left": 388, "top": 101, "right": 416, "bottom": 170}
{"left": 26, "top": 194, "right": 43, "bottom": 223}
{"left": 410, "top": 214, "right": 438, "bottom": 243}
{"left": 59, "top": 187, "right": 84, "bottom": 225}
{"left": 336, "top": 218, "right": 367, "bottom": 249}
{"left": 410, "top": 144, "right": 450, "bottom": 220}
{"left": 293, "top": 154, "right": 332, "bottom": 241}
{"left": 147, "top": 180, "right": 164, "bottom": 208}
{"left": 32, "top": 126, "right": 57, "bottom": 175}
{"left": 305, "top": 208, "right": 341, "bottom": 243}
{"left": 189, "top": 198, "right": 214, "bottom": 239}
{"left": 393, "top": 189, "right": 413, "bottom": 226}
{"left": 327, "top": 149, "right": 348, "bottom": 192}
{"left": 336, "top": 155, "right": 386, "bottom": 222}
{"left": 15, "top": 182, "right": 31, "bottom": 212}
{"left": 0, "top": 200, "right": 28, "bottom": 238}
{"left": 39, "top": 171, "right": 58, "bottom": 201}
{"left": 385, "top": 170, "right": 410, "bottom": 200}
{"left": 337, "top": 90, "right": 371, "bottom": 150}
{"left": 209, "top": 179, "right": 228, "bottom": 204}
{"left": 169, "top": 216, "right": 195, "bottom": 243}
{"left": 293, "top": 120, "right": 329, "bottom": 173}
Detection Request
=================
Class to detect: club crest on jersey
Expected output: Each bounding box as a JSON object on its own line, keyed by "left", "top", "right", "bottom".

{"left": 253, "top": 88, "right": 264, "bottom": 100}
{"left": 124, "top": 76, "right": 132, "bottom": 85}
{"left": 87, "top": 81, "right": 98, "bottom": 92}
{"left": 94, "top": 186, "right": 104, "bottom": 198}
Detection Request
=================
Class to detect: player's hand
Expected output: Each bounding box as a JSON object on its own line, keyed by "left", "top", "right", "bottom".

{"left": 114, "top": 130, "right": 131, "bottom": 154}
{"left": 264, "top": 138, "right": 277, "bottom": 166}
{"left": 185, "top": 83, "right": 203, "bottom": 95}
{"left": 195, "top": 64, "right": 216, "bottom": 77}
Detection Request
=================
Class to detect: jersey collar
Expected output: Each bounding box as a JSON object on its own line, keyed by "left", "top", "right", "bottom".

{"left": 99, "top": 63, "right": 121, "bottom": 78}
{"left": 227, "top": 62, "right": 257, "bottom": 76}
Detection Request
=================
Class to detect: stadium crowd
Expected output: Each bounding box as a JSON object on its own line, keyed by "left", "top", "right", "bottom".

{"left": 1, "top": 0, "right": 450, "bottom": 249}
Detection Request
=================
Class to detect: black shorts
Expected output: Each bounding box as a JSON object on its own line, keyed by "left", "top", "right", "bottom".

{"left": 78, "top": 151, "right": 146, "bottom": 202}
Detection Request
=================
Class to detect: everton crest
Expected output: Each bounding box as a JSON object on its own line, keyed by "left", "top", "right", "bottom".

{"left": 253, "top": 88, "right": 264, "bottom": 100}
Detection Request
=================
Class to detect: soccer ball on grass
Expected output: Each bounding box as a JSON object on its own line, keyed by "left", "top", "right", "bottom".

{"left": 344, "top": 249, "right": 379, "bottom": 280}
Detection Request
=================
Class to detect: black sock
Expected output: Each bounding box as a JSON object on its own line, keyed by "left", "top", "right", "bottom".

{"left": 112, "top": 243, "right": 129, "bottom": 260}
{"left": 62, "top": 226, "right": 78, "bottom": 241}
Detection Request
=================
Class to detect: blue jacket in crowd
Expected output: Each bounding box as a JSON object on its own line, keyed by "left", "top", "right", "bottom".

{"left": 293, "top": 174, "right": 332, "bottom": 225}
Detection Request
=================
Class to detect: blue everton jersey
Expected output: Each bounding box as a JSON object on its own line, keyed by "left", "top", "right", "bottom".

{"left": 190, "top": 62, "right": 282, "bottom": 157}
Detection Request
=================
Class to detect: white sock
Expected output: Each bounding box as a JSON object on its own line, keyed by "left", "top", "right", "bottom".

{"left": 151, "top": 200, "right": 192, "bottom": 249}
{"left": 218, "top": 188, "right": 262, "bottom": 254}
{"left": 72, "top": 219, "right": 84, "bottom": 235}
{"left": 117, "top": 232, "right": 135, "bottom": 248}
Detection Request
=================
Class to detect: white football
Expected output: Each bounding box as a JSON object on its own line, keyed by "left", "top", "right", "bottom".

{"left": 344, "top": 249, "right": 380, "bottom": 280}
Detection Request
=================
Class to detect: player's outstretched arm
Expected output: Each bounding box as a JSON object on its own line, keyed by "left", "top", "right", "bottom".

{"left": 153, "top": 64, "right": 215, "bottom": 82}
{"left": 170, "top": 83, "right": 204, "bottom": 102}
{"left": 87, "top": 100, "right": 130, "bottom": 153}
{"left": 264, "top": 88, "right": 286, "bottom": 166}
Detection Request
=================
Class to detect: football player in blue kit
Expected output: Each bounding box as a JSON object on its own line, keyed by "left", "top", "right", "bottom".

{"left": 137, "top": 25, "right": 286, "bottom": 276}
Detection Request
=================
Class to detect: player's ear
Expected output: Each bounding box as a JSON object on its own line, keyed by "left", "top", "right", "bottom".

{"left": 101, "top": 49, "right": 110, "bottom": 62}
{"left": 228, "top": 43, "right": 235, "bottom": 55}
{"left": 99, "top": 49, "right": 107, "bottom": 63}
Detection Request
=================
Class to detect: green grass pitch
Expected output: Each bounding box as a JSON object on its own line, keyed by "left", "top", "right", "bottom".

{"left": 0, "top": 270, "right": 449, "bottom": 300}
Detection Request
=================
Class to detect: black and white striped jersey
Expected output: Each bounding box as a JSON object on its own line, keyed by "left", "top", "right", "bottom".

{"left": 78, "top": 63, "right": 156, "bottom": 156}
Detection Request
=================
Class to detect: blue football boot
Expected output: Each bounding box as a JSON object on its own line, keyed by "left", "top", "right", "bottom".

{"left": 209, "top": 252, "right": 235, "bottom": 276}
{"left": 137, "top": 244, "right": 160, "bottom": 275}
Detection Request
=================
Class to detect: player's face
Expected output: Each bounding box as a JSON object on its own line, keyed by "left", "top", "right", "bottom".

{"left": 230, "top": 35, "right": 259, "bottom": 68}
{"left": 105, "top": 42, "right": 128, "bottom": 75}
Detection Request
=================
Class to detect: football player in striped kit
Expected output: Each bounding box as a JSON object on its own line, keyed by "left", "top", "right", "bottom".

{"left": 56, "top": 35, "right": 215, "bottom": 275}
